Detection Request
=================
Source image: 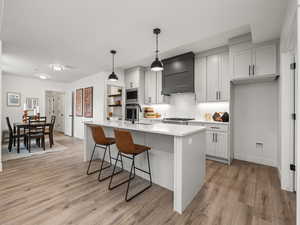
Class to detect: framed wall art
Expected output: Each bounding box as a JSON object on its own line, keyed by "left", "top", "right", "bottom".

{"left": 7, "top": 92, "right": 21, "bottom": 107}
{"left": 84, "top": 87, "right": 93, "bottom": 118}
{"left": 76, "top": 88, "right": 83, "bottom": 116}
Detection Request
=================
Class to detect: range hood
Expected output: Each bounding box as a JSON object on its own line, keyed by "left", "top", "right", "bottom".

{"left": 231, "top": 74, "right": 279, "bottom": 85}
{"left": 161, "top": 52, "right": 195, "bottom": 95}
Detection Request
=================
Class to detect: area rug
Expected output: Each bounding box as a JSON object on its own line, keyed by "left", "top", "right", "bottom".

{"left": 1, "top": 140, "right": 67, "bottom": 161}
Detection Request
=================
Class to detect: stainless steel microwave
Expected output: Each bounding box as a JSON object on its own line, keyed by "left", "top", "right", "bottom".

{"left": 126, "top": 88, "right": 138, "bottom": 104}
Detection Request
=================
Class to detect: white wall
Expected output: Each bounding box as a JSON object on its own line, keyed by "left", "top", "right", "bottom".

{"left": 232, "top": 81, "right": 279, "bottom": 167}
{"left": 144, "top": 93, "right": 229, "bottom": 120}
{"left": 67, "top": 70, "right": 124, "bottom": 139}
{"left": 1, "top": 74, "right": 66, "bottom": 131}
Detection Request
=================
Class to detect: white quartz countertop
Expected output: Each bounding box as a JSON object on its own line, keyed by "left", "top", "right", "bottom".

{"left": 188, "top": 120, "right": 229, "bottom": 125}
{"left": 85, "top": 120, "right": 205, "bottom": 137}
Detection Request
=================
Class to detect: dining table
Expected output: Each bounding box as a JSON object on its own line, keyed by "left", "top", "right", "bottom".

{"left": 13, "top": 121, "right": 52, "bottom": 153}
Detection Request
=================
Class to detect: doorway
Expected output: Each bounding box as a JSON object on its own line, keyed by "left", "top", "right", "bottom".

{"left": 45, "top": 91, "right": 65, "bottom": 133}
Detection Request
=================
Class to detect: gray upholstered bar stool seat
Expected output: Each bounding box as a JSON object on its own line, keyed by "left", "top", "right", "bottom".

{"left": 87, "top": 125, "right": 123, "bottom": 182}
{"left": 109, "top": 129, "right": 152, "bottom": 201}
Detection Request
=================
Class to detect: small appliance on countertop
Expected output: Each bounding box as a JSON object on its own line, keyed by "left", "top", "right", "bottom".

{"left": 212, "top": 112, "right": 229, "bottom": 122}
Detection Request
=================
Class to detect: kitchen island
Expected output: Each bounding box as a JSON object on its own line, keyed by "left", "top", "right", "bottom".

{"left": 84, "top": 120, "right": 206, "bottom": 214}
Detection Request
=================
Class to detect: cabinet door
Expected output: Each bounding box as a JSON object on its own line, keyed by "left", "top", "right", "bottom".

{"left": 206, "top": 131, "right": 216, "bottom": 156}
{"left": 253, "top": 44, "right": 276, "bottom": 76}
{"left": 144, "top": 70, "right": 157, "bottom": 104}
{"left": 156, "top": 71, "right": 170, "bottom": 104}
{"left": 231, "top": 48, "right": 252, "bottom": 79}
{"left": 215, "top": 132, "right": 227, "bottom": 159}
{"left": 206, "top": 55, "right": 220, "bottom": 102}
{"left": 195, "top": 56, "right": 207, "bottom": 102}
{"left": 219, "top": 53, "right": 230, "bottom": 101}
{"left": 125, "top": 68, "right": 140, "bottom": 89}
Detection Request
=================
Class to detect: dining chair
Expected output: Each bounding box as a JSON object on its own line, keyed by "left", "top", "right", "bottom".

{"left": 26, "top": 119, "right": 46, "bottom": 152}
{"left": 45, "top": 115, "right": 55, "bottom": 148}
{"left": 6, "top": 117, "right": 26, "bottom": 152}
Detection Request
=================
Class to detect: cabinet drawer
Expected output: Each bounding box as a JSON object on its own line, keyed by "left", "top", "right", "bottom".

{"left": 205, "top": 124, "right": 228, "bottom": 132}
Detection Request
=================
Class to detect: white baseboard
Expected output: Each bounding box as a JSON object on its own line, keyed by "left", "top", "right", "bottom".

{"left": 234, "top": 154, "right": 276, "bottom": 167}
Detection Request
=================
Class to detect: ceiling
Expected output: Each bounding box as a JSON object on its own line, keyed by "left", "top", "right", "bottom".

{"left": 0, "top": 0, "right": 288, "bottom": 82}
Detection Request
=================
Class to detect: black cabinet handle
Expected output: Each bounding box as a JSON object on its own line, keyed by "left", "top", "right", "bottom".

{"left": 248, "top": 65, "right": 251, "bottom": 76}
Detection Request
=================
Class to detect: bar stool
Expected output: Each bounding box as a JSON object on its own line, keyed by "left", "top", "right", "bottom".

{"left": 87, "top": 125, "right": 124, "bottom": 182}
{"left": 109, "top": 129, "right": 152, "bottom": 201}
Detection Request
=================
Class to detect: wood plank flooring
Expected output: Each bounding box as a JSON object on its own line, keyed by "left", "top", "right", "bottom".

{"left": 0, "top": 134, "right": 296, "bottom": 225}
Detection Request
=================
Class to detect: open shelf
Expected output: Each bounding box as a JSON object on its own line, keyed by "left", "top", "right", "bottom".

{"left": 108, "top": 104, "right": 122, "bottom": 107}
{"left": 108, "top": 94, "right": 122, "bottom": 97}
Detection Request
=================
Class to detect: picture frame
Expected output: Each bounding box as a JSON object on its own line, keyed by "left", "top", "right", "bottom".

{"left": 7, "top": 92, "right": 21, "bottom": 107}
{"left": 84, "top": 87, "right": 93, "bottom": 118}
{"left": 76, "top": 88, "right": 83, "bottom": 116}
{"left": 26, "top": 97, "right": 39, "bottom": 110}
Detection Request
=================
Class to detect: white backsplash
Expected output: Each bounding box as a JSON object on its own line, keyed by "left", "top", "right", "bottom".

{"left": 144, "top": 93, "right": 229, "bottom": 120}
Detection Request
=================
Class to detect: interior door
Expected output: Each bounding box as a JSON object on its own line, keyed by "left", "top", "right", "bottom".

{"left": 206, "top": 55, "right": 220, "bottom": 102}
{"left": 291, "top": 55, "right": 297, "bottom": 191}
{"left": 54, "top": 93, "right": 65, "bottom": 133}
{"left": 65, "top": 91, "right": 74, "bottom": 136}
{"left": 232, "top": 48, "right": 252, "bottom": 79}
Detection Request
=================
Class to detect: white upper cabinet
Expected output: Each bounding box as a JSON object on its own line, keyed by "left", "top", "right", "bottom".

{"left": 219, "top": 53, "right": 230, "bottom": 101}
{"left": 231, "top": 48, "right": 252, "bottom": 79}
{"left": 206, "top": 55, "right": 220, "bottom": 102}
{"left": 144, "top": 70, "right": 169, "bottom": 105}
{"left": 156, "top": 71, "right": 170, "bottom": 104}
{"left": 205, "top": 52, "right": 230, "bottom": 102}
{"left": 195, "top": 56, "right": 207, "bottom": 103}
{"left": 145, "top": 70, "right": 157, "bottom": 104}
{"left": 230, "top": 41, "right": 277, "bottom": 79}
{"left": 253, "top": 44, "right": 277, "bottom": 76}
{"left": 125, "top": 67, "right": 140, "bottom": 89}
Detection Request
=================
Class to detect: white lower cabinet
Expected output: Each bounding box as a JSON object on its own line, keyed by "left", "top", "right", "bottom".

{"left": 189, "top": 122, "right": 230, "bottom": 164}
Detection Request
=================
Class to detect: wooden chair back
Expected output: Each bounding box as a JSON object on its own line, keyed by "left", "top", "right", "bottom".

{"left": 6, "top": 117, "right": 13, "bottom": 134}
{"left": 113, "top": 129, "right": 135, "bottom": 154}
{"left": 28, "top": 119, "right": 46, "bottom": 135}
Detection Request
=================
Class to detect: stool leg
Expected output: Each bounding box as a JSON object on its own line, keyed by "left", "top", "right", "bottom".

{"left": 86, "top": 144, "right": 98, "bottom": 175}
{"left": 108, "top": 145, "right": 112, "bottom": 166}
{"left": 146, "top": 150, "right": 152, "bottom": 185}
{"left": 125, "top": 151, "right": 152, "bottom": 202}
{"left": 98, "top": 145, "right": 113, "bottom": 182}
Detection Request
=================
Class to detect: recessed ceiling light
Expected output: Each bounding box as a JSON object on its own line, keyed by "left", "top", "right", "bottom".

{"left": 35, "top": 73, "right": 50, "bottom": 80}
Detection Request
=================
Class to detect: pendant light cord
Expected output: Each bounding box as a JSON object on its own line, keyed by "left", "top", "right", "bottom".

{"left": 112, "top": 53, "right": 114, "bottom": 73}
{"left": 156, "top": 33, "right": 159, "bottom": 58}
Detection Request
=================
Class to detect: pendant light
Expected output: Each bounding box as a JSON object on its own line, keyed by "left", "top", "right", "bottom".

{"left": 108, "top": 50, "right": 118, "bottom": 81}
{"left": 151, "top": 28, "right": 163, "bottom": 72}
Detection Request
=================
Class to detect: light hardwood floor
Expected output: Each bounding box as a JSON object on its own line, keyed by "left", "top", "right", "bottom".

{"left": 0, "top": 134, "right": 296, "bottom": 225}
